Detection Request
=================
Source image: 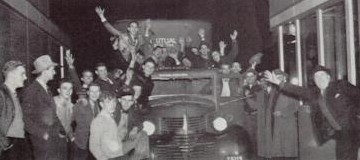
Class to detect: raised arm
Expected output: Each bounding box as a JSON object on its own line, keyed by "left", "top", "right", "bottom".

{"left": 128, "top": 48, "right": 137, "bottom": 69}
{"left": 95, "top": 6, "right": 123, "bottom": 36}
{"left": 227, "top": 30, "right": 239, "bottom": 60}
{"left": 65, "top": 52, "right": 82, "bottom": 93}
{"left": 222, "top": 30, "right": 239, "bottom": 63}
{"left": 198, "top": 28, "right": 206, "bottom": 43}
{"left": 264, "top": 70, "right": 314, "bottom": 101}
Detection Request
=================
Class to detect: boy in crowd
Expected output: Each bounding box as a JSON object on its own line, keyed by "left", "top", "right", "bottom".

{"left": 116, "top": 89, "right": 150, "bottom": 159}
{"left": 94, "top": 62, "right": 122, "bottom": 94}
{"left": 65, "top": 52, "right": 94, "bottom": 99}
{"left": 90, "top": 91, "right": 148, "bottom": 160}
{"left": 132, "top": 60, "right": 156, "bottom": 114}
{"left": 53, "top": 79, "right": 75, "bottom": 144}
{"left": 72, "top": 83, "right": 101, "bottom": 160}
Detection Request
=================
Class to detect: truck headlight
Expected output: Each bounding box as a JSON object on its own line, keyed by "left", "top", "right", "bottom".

{"left": 143, "top": 121, "right": 156, "bottom": 136}
{"left": 212, "top": 117, "right": 227, "bottom": 132}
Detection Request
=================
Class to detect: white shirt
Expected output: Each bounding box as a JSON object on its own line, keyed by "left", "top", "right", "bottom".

{"left": 221, "top": 78, "right": 231, "bottom": 97}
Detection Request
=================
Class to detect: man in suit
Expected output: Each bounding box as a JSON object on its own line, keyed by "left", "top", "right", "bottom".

{"left": 72, "top": 83, "right": 101, "bottom": 160}
{"left": 265, "top": 65, "right": 360, "bottom": 160}
{"left": 116, "top": 89, "right": 149, "bottom": 160}
{"left": 218, "top": 64, "right": 241, "bottom": 97}
{"left": 241, "top": 68, "right": 263, "bottom": 158}
{"left": 0, "top": 60, "right": 31, "bottom": 160}
{"left": 22, "top": 55, "right": 67, "bottom": 160}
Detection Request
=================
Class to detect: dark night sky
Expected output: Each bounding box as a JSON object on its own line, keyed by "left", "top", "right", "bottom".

{"left": 49, "top": 0, "right": 275, "bottom": 72}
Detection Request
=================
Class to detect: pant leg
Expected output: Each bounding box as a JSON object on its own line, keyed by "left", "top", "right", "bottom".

{"left": 71, "top": 143, "right": 89, "bottom": 160}
{"left": 30, "top": 135, "right": 68, "bottom": 160}
{"left": 52, "top": 135, "right": 68, "bottom": 160}
{"left": 0, "top": 137, "right": 32, "bottom": 160}
{"left": 30, "top": 135, "right": 50, "bottom": 160}
{"left": 335, "top": 130, "right": 358, "bottom": 160}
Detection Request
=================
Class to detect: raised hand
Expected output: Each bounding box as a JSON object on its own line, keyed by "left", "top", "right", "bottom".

{"left": 219, "top": 41, "right": 227, "bottom": 49}
{"left": 95, "top": 6, "right": 105, "bottom": 17}
{"left": 219, "top": 41, "right": 227, "bottom": 56}
{"left": 251, "top": 62, "right": 257, "bottom": 69}
{"left": 178, "top": 37, "right": 185, "bottom": 46}
{"left": 264, "top": 70, "right": 281, "bottom": 85}
{"left": 65, "top": 52, "right": 75, "bottom": 69}
{"left": 198, "top": 28, "right": 205, "bottom": 39}
{"left": 230, "top": 30, "right": 238, "bottom": 40}
{"left": 186, "top": 36, "right": 192, "bottom": 43}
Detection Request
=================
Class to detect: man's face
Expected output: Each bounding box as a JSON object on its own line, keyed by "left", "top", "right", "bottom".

{"left": 220, "top": 65, "right": 231, "bottom": 74}
{"left": 143, "top": 62, "right": 155, "bottom": 77}
{"left": 119, "top": 95, "right": 134, "bottom": 111}
{"left": 199, "top": 44, "right": 209, "bottom": 58}
{"left": 168, "top": 47, "right": 178, "bottom": 58}
{"left": 153, "top": 48, "right": 162, "bottom": 58}
{"left": 231, "top": 62, "right": 242, "bottom": 73}
{"left": 88, "top": 86, "right": 100, "bottom": 102}
{"left": 113, "top": 69, "right": 123, "bottom": 79}
{"left": 314, "top": 71, "right": 330, "bottom": 90}
{"left": 136, "top": 54, "right": 145, "bottom": 64}
{"left": 101, "top": 98, "right": 117, "bottom": 113}
{"left": 9, "top": 66, "right": 27, "bottom": 88}
{"left": 211, "top": 51, "right": 221, "bottom": 62}
{"left": 191, "top": 48, "right": 199, "bottom": 55}
{"left": 245, "top": 72, "right": 257, "bottom": 85}
{"left": 45, "top": 66, "right": 56, "bottom": 80}
{"left": 275, "top": 74, "right": 286, "bottom": 83}
{"left": 127, "top": 22, "right": 139, "bottom": 36}
{"left": 81, "top": 71, "right": 93, "bottom": 85}
{"left": 96, "top": 66, "right": 108, "bottom": 80}
{"left": 58, "top": 82, "right": 73, "bottom": 99}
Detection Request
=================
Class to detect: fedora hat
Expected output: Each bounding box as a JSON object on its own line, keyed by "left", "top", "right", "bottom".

{"left": 32, "top": 55, "right": 58, "bottom": 74}
{"left": 249, "top": 52, "right": 263, "bottom": 65}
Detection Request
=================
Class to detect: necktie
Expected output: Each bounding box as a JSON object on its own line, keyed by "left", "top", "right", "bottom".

{"left": 318, "top": 94, "right": 341, "bottom": 130}
{"left": 221, "top": 78, "right": 231, "bottom": 97}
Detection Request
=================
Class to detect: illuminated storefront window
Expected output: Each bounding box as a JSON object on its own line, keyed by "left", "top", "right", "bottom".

{"left": 323, "top": 2, "right": 347, "bottom": 80}
{"left": 283, "top": 22, "right": 299, "bottom": 84}
{"left": 300, "top": 14, "right": 317, "bottom": 87}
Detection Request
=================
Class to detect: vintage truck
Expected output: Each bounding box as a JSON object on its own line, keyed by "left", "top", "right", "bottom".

{"left": 142, "top": 69, "right": 251, "bottom": 160}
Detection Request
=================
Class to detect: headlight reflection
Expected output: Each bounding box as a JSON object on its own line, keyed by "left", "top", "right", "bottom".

{"left": 212, "top": 117, "right": 227, "bottom": 132}
{"left": 143, "top": 121, "right": 156, "bottom": 135}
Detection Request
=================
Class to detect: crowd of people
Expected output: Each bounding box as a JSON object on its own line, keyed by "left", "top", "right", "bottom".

{"left": 0, "top": 5, "right": 359, "bottom": 160}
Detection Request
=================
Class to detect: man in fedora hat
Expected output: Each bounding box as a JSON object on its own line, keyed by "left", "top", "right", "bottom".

{"left": 22, "top": 55, "right": 68, "bottom": 160}
{"left": 264, "top": 65, "right": 360, "bottom": 160}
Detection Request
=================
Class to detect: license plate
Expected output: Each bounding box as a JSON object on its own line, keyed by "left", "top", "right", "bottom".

{"left": 225, "top": 155, "right": 243, "bottom": 160}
